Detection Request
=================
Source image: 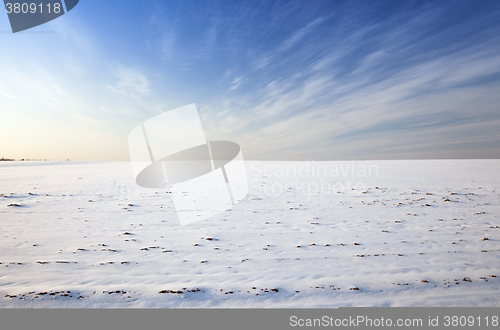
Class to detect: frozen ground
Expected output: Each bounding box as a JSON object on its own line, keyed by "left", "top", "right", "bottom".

{"left": 0, "top": 160, "right": 499, "bottom": 308}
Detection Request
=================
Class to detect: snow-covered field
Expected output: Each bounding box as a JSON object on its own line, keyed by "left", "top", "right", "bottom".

{"left": 1, "top": 160, "right": 499, "bottom": 308}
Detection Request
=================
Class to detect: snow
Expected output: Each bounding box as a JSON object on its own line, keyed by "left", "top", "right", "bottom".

{"left": 1, "top": 159, "right": 499, "bottom": 307}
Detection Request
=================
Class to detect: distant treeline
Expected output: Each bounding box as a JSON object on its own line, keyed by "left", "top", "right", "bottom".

{"left": 0, "top": 158, "right": 71, "bottom": 161}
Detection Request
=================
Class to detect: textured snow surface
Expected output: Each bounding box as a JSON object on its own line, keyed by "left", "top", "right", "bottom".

{"left": 1, "top": 160, "right": 499, "bottom": 308}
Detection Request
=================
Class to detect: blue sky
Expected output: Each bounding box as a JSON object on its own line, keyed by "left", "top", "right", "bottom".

{"left": 1, "top": 0, "right": 500, "bottom": 160}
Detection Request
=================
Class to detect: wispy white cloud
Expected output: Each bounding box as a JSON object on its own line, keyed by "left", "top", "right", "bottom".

{"left": 0, "top": 61, "right": 160, "bottom": 161}
{"left": 202, "top": 27, "right": 500, "bottom": 160}
{"left": 107, "top": 67, "right": 151, "bottom": 100}
{"left": 229, "top": 76, "right": 243, "bottom": 90}
{"left": 278, "top": 17, "right": 327, "bottom": 52}
{"left": 253, "top": 17, "right": 328, "bottom": 70}
{"left": 0, "top": 90, "right": 18, "bottom": 100}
